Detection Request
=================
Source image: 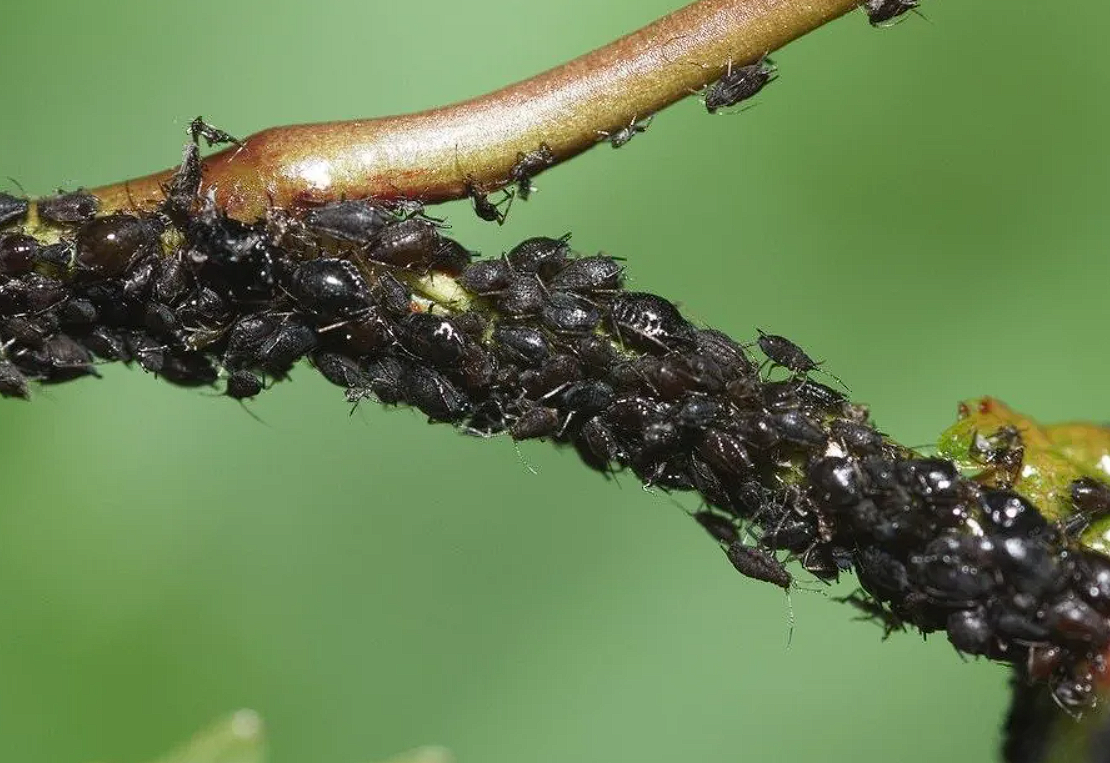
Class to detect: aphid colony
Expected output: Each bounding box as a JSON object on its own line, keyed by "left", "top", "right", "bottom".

{"left": 4, "top": 105, "right": 1108, "bottom": 715}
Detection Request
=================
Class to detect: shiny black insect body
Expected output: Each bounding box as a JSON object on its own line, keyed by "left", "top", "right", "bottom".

{"left": 291, "top": 258, "right": 371, "bottom": 322}
{"left": 509, "top": 143, "right": 556, "bottom": 200}
{"left": 258, "top": 319, "right": 317, "bottom": 377}
{"left": 302, "top": 200, "right": 394, "bottom": 244}
{"left": 188, "top": 115, "right": 241, "bottom": 147}
{"left": 1071, "top": 477, "right": 1110, "bottom": 517}
{"left": 698, "top": 430, "right": 755, "bottom": 479}
{"left": 28, "top": 334, "right": 96, "bottom": 382}
{"left": 313, "top": 352, "right": 372, "bottom": 390}
{"left": 541, "top": 293, "right": 600, "bottom": 335}
{"left": 609, "top": 292, "right": 692, "bottom": 353}
{"left": 431, "top": 237, "right": 474, "bottom": 275}
{"left": 0, "top": 234, "right": 37, "bottom": 275}
{"left": 550, "top": 256, "right": 624, "bottom": 294}
{"left": 367, "top": 218, "right": 442, "bottom": 269}
{"left": 946, "top": 608, "right": 994, "bottom": 656}
{"left": 770, "top": 410, "right": 827, "bottom": 447}
{"left": 506, "top": 236, "right": 571, "bottom": 278}
{"left": 37, "top": 191, "right": 98, "bottom": 224}
{"left": 401, "top": 362, "right": 471, "bottom": 423}
{"left": 460, "top": 259, "right": 512, "bottom": 295}
{"left": 159, "top": 351, "right": 218, "bottom": 387}
{"left": 494, "top": 325, "right": 550, "bottom": 368}
{"left": 401, "top": 314, "right": 469, "bottom": 368}
{"left": 830, "top": 419, "right": 884, "bottom": 454}
{"left": 704, "top": 56, "right": 776, "bottom": 113}
{"left": 980, "top": 488, "right": 1049, "bottom": 537}
{"left": 576, "top": 417, "right": 623, "bottom": 474}
{"left": 560, "top": 380, "right": 615, "bottom": 418}
{"left": 76, "top": 214, "right": 161, "bottom": 278}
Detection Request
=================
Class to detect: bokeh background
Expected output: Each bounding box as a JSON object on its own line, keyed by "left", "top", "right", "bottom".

{"left": 0, "top": 1, "right": 1107, "bottom": 761}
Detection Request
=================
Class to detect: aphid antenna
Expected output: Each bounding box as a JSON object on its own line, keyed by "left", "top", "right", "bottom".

{"left": 784, "top": 590, "right": 796, "bottom": 648}
{"left": 811, "top": 367, "right": 850, "bottom": 394}
{"left": 234, "top": 398, "right": 269, "bottom": 426}
{"left": 3, "top": 176, "right": 28, "bottom": 196}
{"left": 707, "top": 101, "right": 761, "bottom": 118}
{"left": 512, "top": 439, "right": 540, "bottom": 476}
{"left": 536, "top": 380, "right": 572, "bottom": 405}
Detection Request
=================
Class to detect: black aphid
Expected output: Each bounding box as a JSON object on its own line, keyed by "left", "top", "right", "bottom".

{"left": 510, "top": 406, "right": 560, "bottom": 441}
{"left": 704, "top": 56, "right": 776, "bottom": 114}
{"left": 460, "top": 259, "right": 512, "bottom": 295}
{"left": 725, "top": 542, "right": 792, "bottom": 590}
{"left": 76, "top": 214, "right": 161, "bottom": 278}
{"left": 509, "top": 143, "right": 556, "bottom": 200}
{"left": 291, "top": 258, "right": 371, "bottom": 321}
{"left": 37, "top": 190, "right": 99, "bottom": 224}
{"left": 400, "top": 313, "right": 469, "bottom": 367}
{"left": 466, "top": 180, "right": 513, "bottom": 225}
{"left": 609, "top": 292, "right": 692, "bottom": 353}
{"left": 550, "top": 255, "right": 624, "bottom": 293}
{"left": 0, "top": 234, "right": 37, "bottom": 276}
{"left": 755, "top": 328, "right": 848, "bottom": 390}
{"left": 541, "top": 293, "right": 601, "bottom": 335}
{"left": 756, "top": 329, "right": 818, "bottom": 374}
{"left": 313, "top": 352, "right": 372, "bottom": 390}
{"left": 493, "top": 325, "right": 550, "bottom": 367}
{"left": 597, "top": 116, "right": 653, "bottom": 148}
{"left": 864, "top": 0, "right": 919, "bottom": 25}
{"left": 946, "top": 609, "right": 995, "bottom": 656}
{"left": 164, "top": 143, "right": 202, "bottom": 224}
{"left": 226, "top": 370, "right": 264, "bottom": 400}
{"left": 302, "top": 200, "right": 394, "bottom": 244}
{"left": 506, "top": 235, "right": 571, "bottom": 278}
{"left": 366, "top": 218, "right": 442, "bottom": 269}
{"left": 258, "top": 319, "right": 317, "bottom": 376}
{"left": 188, "top": 115, "right": 242, "bottom": 147}
{"left": 497, "top": 275, "right": 546, "bottom": 317}
{"left": 400, "top": 362, "right": 471, "bottom": 423}
{"left": 1071, "top": 477, "right": 1110, "bottom": 518}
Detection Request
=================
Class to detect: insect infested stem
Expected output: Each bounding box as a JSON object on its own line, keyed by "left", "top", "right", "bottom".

{"left": 77, "top": 0, "right": 860, "bottom": 222}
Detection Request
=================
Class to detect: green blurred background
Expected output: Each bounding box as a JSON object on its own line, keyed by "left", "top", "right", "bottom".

{"left": 0, "top": 1, "right": 1106, "bottom": 761}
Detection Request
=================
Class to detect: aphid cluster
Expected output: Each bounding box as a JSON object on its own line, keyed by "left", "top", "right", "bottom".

{"left": 3, "top": 134, "right": 1108, "bottom": 717}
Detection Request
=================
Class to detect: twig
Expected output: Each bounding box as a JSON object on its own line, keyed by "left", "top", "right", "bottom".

{"left": 81, "top": 0, "right": 861, "bottom": 221}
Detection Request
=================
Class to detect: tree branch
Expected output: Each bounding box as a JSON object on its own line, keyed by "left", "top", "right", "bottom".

{"left": 82, "top": 0, "right": 860, "bottom": 221}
